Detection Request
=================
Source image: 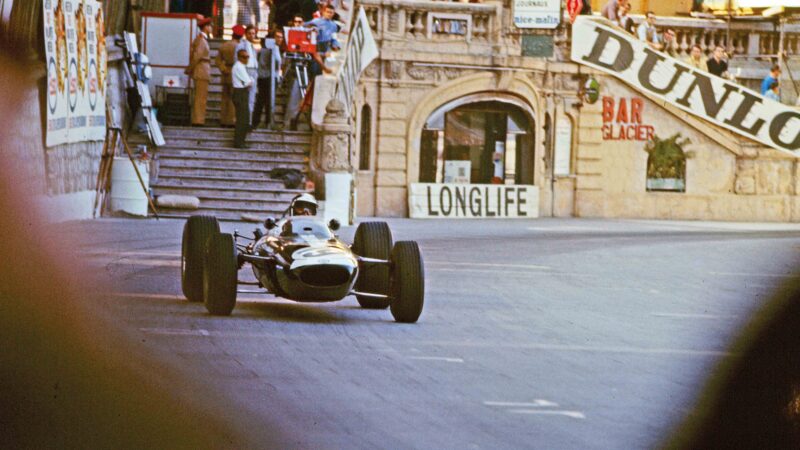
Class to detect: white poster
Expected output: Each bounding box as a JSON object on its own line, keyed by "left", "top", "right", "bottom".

{"left": 334, "top": 7, "right": 379, "bottom": 113}
{"left": 409, "top": 183, "right": 539, "bottom": 219}
{"left": 554, "top": 118, "right": 572, "bottom": 176}
{"left": 513, "top": 0, "right": 561, "bottom": 29}
{"left": 443, "top": 160, "right": 471, "bottom": 184}
{"left": 43, "top": 0, "right": 106, "bottom": 147}
{"left": 571, "top": 17, "right": 800, "bottom": 156}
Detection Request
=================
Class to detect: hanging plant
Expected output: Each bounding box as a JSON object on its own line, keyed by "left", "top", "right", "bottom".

{"left": 644, "top": 133, "right": 693, "bottom": 192}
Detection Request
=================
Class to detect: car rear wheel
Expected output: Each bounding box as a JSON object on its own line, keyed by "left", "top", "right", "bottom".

{"left": 389, "top": 241, "right": 424, "bottom": 323}
{"left": 181, "top": 215, "right": 220, "bottom": 302}
{"left": 203, "top": 233, "right": 238, "bottom": 316}
{"left": 353, "top": 221, "right": 393, "bottom": 309}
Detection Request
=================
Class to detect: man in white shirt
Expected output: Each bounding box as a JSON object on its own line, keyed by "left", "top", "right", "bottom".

{"left": 637, "top": 11, "right": 662, "bottom": 51}
{"left": 232, "top": 49, "right": 254, "bottom": 148}
{"left": 235, "top": 25, "right": 260, "bottom": 126}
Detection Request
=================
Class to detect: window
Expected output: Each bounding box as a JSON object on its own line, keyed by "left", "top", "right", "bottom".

{"left": 645, "top": 133, "right": 690, "bottom": 192}
{"left": 359, "top": 105, "right": 371, "bottom": 171}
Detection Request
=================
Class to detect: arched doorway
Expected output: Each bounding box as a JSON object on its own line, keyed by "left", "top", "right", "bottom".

{"left": 419, "top": 98, "right": 535, "bottom": 186}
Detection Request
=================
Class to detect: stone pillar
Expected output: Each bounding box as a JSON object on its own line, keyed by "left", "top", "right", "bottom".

{"left": 309, "top": 99, "right": 354, "bottom": 199}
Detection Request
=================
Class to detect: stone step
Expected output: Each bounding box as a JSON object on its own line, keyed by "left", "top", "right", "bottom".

{"left": 157, "top": 164, "right": 306, "bottom": 179}
{"left": 160, "top": 137, "right": 310, "bottom": 151}
{"left": 151, "top": 174, "right": 303, "bottom": 190}
{"left": 152, "top": 184, "right": 305, "bottom": 200}
{"left": 162, "top": 126, "right": 311, "bottom": 142}
{"left": 152, "top": 207, "right": 284, "bottom": 222}
{"left": 157, "top": 146, "right": 306, "bottom": 160}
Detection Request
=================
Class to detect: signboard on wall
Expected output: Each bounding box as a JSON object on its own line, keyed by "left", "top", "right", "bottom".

{"left": 513, "top": 0, "right": 561, "bottom": 29}
{"left": 571, "top": 17, "right": 800, "bottom": 156}
{"left": 43, "top": 0, "right": 107, "bottom": 147}
{"left": 409, "top": 183, "right": 540, "bottom": 219}
{"left": 601, "top": 97, "right": 655, "bottom": 141}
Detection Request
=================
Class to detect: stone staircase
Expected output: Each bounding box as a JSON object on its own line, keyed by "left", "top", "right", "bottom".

{"left": 150, "top": 126, "right": 311, "bottom": 221}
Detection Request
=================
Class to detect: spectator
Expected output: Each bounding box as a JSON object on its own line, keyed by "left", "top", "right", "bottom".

{"left": 706, "top": 45, "right": 729, "bottom": 79}
{"left": 686, "top": 44, "right": 707, "bottom": 70}
{"left": 662, "top": 29, "right": 678, "bottom": 57}
{"left": 305, "top": 4, "right": 340, "bottom": 76}
{"left": 185, "top": 18, "right": 212, "bottom": 127}
{"left": 215, "top": 25, "right": 244, "bottom": 127}
{"left": 765, "top": 81, "right": 780, "bottom": 102}
{"left": 617, "top": 3, "right": 634, "bottom": 34}
{"left": 292, "top": 14, "right": 305, "bottom": 27}
{"left": 601, "top": 0, "right": 627, "bottom": 22}
{"left": 252, "top": 33, "right": 283, "bottom": 130}
{"left": 580, "top": 0, "right": 593, "bottom": 16}
{"left": 637, "top": 12, "right": 662, "bottom": 50}
{"left": 232, "top": 49, "right": 254, "bottom": 148}
{"left": 236, "top": 25, "right": 260, "bottom": 127}
{"left": 761, "top": 65, "right": 781, "bottom": 95}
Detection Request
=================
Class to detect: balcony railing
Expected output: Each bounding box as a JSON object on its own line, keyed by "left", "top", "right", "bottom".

{"left": 352, "top": 1, "right": 800, "bottom": 64}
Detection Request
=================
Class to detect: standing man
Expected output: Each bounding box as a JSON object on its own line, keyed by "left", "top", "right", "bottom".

{"left": 637, "top": 12, "right": 662, "bottom": 51}
{"left": 236, "top": 25, "right": 260, "bottom": 126}
{"left": 685, "top": 44, "right": 707, "bottom": 70}
{"left": 252, "top": 31, "right": 283, "bottom": 130}
{"left": 601, "top": 0, "right": 626, "bottom": 22}
{"left": 232, "top": 49, "right": 254, "bottom": 148}
{"left": 186, "top": 18, "right": 213, "bottom": 126}
{"left": 761, "top": 65, "right": 781, "bottom": 95}
{"left": 215, "top": 25, "right": 245, "bottom": 127}
{"left": 305, "top": 4, "right": 340, "bottom": 76}
{"left": 707, "top": 46, "right": 729, "bottom": 79}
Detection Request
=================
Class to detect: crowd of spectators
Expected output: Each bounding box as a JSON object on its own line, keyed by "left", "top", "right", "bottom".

{"left": 188, "top": 0, "right": 347, "bottom": 146}
{"left": 600, "top": 0, "right": 785, "bottom": 104}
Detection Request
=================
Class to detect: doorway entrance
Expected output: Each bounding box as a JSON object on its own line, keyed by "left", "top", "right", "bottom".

{"left": 419, "top": 100, "right": 535, "bottom": 186}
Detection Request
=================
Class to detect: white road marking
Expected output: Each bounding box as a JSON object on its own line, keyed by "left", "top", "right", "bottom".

{"left": 484, "top": 400, "right": 559, "bottom": 408}
{"left": 105, "top": 292, "right": 269, "bottom": 303}
{"left": 651, "top": 312, "right": 737, "bottom": 320}
{"left": 707, "top": 271, "right": 794, "bottom": 278}
{"left": 140, "top": 327, "right": 211, "bottom": 336}
{"left": 87, "top": 258, "right": 181, "bottom": 268}
{"left": 408, "top": 356, "right": 464, "bottom": 363}
{"left": 427, "top": 261, "right": 551, "bottom": 270}
{"left": 508, "top": 409, "right": 586, "bottom": 419}
{"left": 78, "top": 250, "right": 180, "bottom": 257}
{"left": 429, "top": 268, "right": 593, "bottom": 277}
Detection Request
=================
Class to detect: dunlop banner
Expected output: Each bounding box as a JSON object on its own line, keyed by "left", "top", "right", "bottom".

{"left": 409, "top": 183, "right": 540, "bottom": 219}
{"left": 571, "top": 17, "right": 800, "bottom": 156}
{"left": 334, "top": 7, "right": 378, "bottom": 113}
{"left": 43, "top": 0, "right": 107, "bottom": 147}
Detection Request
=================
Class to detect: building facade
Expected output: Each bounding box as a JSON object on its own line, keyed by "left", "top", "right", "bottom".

{"left": 349, "top": 0, "right": 800, "bottom": 221}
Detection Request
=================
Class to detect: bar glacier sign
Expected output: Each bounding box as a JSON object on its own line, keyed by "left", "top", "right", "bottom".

{"left": 409, "top": 183, "right": 540, "bottom": 219}
{"left": 571, "top": 17, "right": 800, "bottom": 156}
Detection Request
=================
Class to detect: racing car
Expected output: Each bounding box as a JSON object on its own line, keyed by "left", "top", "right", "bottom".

{"left": 180, "top": 195, "right": 425, "bottom": 323}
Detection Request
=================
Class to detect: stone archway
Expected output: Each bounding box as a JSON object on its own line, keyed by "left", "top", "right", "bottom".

{"left": 405, "top": 72, "right": 543, "bottom": 184}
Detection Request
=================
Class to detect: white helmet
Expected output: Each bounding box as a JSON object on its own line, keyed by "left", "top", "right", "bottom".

{"left": 290, "top": 193, "right": 318, "bottom": 216}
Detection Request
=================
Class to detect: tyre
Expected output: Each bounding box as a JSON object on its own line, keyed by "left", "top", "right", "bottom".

{"left": 181, "top": 215, "right": 220, "bottom": 302}
{"left": 389, "top": 241, "right": 424, "bottom": 323}
{"left": 352, "top": 222, "right": 393, "bottom": 309}
{"left": 203, "top": 233, "right": 238, "bottom": 316}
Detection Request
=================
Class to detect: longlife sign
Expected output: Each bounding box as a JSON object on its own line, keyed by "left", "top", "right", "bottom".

{"left": 43, "top": 0, "right": 107, "bottom": 147}
{"left": 571, "top": 17, "right": 800, "bottom": 156}
{"left": 334, "top": 7, "right": 379, "bottom": 113}
{"left": 409, "top": 183, "right": 540, "bottom": 219}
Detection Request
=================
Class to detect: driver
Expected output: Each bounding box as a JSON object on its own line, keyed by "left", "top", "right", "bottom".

{"left": 290, "top": 193, "right": 318, "bottom": 216}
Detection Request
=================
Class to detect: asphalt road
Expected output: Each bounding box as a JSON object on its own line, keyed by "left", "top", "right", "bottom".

{"left": 63, "top": 217, "right": 800, "bottom": 449}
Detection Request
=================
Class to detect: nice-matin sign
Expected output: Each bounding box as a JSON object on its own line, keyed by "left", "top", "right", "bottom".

{"left": 571, "top": 17, "right": 800, "bottom": 156}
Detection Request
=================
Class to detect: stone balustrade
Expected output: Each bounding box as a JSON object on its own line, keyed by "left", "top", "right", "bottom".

{"left": 352, "top": 0, "right": 800, "bottom": 64}
{"left": 358, "top": 0, "right": 501, "bottom": 48}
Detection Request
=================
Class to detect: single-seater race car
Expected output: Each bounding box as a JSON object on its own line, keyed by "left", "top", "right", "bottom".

{"left": 180, "top": 196, "right": 425, "bottom": 323}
